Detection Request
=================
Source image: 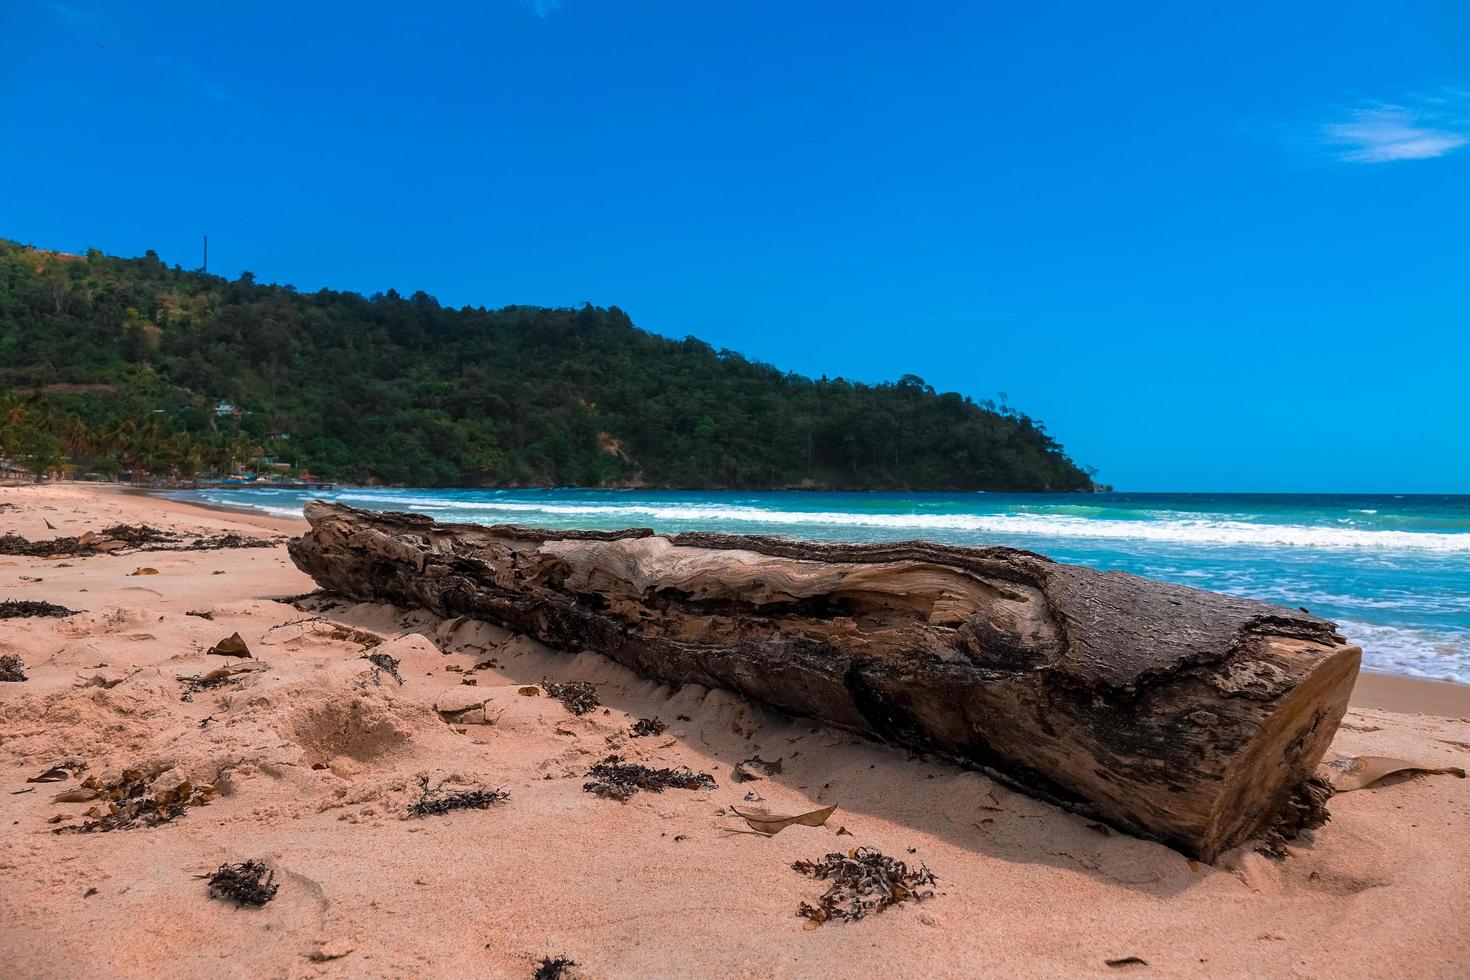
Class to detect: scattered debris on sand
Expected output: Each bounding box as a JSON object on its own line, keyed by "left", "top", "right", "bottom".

{"left": 791, "top": 847, "right": 937, "bottom": 925}
{"left": 582, "top": 755, "right": 716, "bottom": 802}
{"left": 204, "top": 631, "right": 252, "bottom": 658}
{"left": 729, "top": 803, "right": 837, "bottom": 837}
{"left": 1254, "top": 777, "right": 1333, "bottom": 859}
{"left": 0, "top": 524, "right": 276, "bottom": 559}
{"left": 185, "top": 609, "right": 215, "bottom": 620}
{"left": 543, "top": 680, "right": 599, "bottom": 716}
{"left": 406, "top": 776, "right": 510, "bottom": 817}
{"left": 733, "top": 755, "right": 783, "bottom": 782}
{"left": 203, "top": 860, "right": 279, "bottom": 907}
{"left": 263, "top": 616, "right": 383, "bottom": 648}
{"left": 180, "top": 532, "right": 279, "bottom": 552}
{"left": 0, "top": 599, "right": 79, "bottom": 619}
{"left": 1321, "top": 754, "right": 1467, "bottom": 792}
{"left": 53, "top": 768, "right": 216, "bottom": 833}
{"left": 28, "top": 761, "right": 86, "bottom": 783}
{"left": 533, "top": 955, "right": 577, "bottom": 979}
{"left": 629, "top": 717, "right": 666, "bottom": 738}
{"left": 4, "top": 524, "right": 174, "bottom": 557}
{"left": 0, "top": 654, "right": 28, "bottom": 682}
{"left": 361, "top": 650, "right": 404, "bottom": 686}
{"left": 179, "top": 662, "right": 261, "bottom": 702}
{"left": 0, "top": 526, "right": 165, "bottom": 557}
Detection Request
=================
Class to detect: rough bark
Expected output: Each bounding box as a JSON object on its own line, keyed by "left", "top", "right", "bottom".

{"left": 288, "top": 501, "right": 1360, "bottom": 861}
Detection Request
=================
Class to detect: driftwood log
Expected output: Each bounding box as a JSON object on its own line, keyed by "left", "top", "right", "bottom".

{"left": 289, "top": 501, "right": 1360, "bottom": 860}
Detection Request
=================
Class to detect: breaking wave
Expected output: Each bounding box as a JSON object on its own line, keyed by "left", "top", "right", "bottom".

{"left": 322, "top": 492, "right": 1470, "bottom": 553}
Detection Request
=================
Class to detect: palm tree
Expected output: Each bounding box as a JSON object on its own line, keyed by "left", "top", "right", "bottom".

{"left": 99, "top": 418, "right": 138, "bottom": 471}
{"left": 61, "top": 417, "right": 91, "bottom": 458}
{"left": 0, "top": 394, "right": 22, "bottom": 458}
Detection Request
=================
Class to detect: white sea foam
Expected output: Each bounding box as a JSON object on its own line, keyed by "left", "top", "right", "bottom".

{"left": 195, "top": 489, "right": 1470, "bottom": 681}
{"left": 321, "top": 494, "right": 1470, "bottom": 553}
{"left": 243, "top": 504, "right": 307, "bottom": 519}
{"left": 1340, "top": 620, "right": 1469, "bottom": 684}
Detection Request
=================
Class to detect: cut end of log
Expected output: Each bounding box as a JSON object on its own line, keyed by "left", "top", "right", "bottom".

{"left": 1201, "top": 638, "right": 1360, "bottom": 861}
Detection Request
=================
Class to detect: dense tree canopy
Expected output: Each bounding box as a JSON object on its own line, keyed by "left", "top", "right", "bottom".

{"left": 0, "top": 239, "right": 1095, "bottom": 490}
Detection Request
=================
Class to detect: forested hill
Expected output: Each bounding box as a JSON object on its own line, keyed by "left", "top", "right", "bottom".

{"left": 0, "top": 240, "right": 1096, "bottom": 490}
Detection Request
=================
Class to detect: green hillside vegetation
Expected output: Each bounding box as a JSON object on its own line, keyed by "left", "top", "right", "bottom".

{"left": 0, "top": 239, "right": 1096, "bottom": 491}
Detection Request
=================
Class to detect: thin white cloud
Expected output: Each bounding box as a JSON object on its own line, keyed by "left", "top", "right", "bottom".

{"left": 1321, "top": 102, "right": 1468, "bottom": 164}
{"left": 527, "top": 0, "right": 563, "bottom": 17}
{"left": 48, "top": 1, "right": 105, "bottom": 31}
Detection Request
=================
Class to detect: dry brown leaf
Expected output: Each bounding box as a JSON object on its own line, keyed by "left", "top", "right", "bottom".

{"left": 517, "top": 685, "right": 541, "bottom": 697}
{"left": 205, "top": 631, "right": 252, "bottom": 659}
{"left": 52, "top": 788, "right": 101, "bottom": 803}
{"left": 1320, "top": 755, "right": 1467, "bottom": 792}
{"left": 729, "top": 803, "right": 837, "bottom": 836}
{"left": 28, "top": 767, "right": 71, "bottom": 783}
{"left": 129, "top": 567, "right": 159, "bottom": 576}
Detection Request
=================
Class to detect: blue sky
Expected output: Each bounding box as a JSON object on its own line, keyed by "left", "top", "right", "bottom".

{"left": 3, "top": 1, "right": 1467, "bottom": 491}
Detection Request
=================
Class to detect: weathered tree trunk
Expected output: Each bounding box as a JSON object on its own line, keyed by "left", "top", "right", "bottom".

{"left": 289, "top": 501, "right": 1360, "bottom": 861}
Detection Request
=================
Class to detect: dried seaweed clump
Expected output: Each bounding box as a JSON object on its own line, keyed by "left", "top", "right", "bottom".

{"left": 791, "top": 847, "right": 937, "bottom": 925}
{"left": 543, "top": 679, "right": 599, "bottom": 715}
{"left": 406, "top": 776, "right": 510, "bottom": 817}
{"left": 629, "top": 717, "right": 667, "bottom": 738}
{"left": 0, "top": 524, "right": 274, "bottom": 559}
{"left": 1255, "top": 775, "right": 1334, "bottom": 860}
{"left": 533, "top": 955, "right": 577, "bottom": 979}
{"left": 0, "top": 653, "right": 28, "bottom": 682}
{"left": 361, "top": 650, "right": 404, "bottom": 686}
{"left": 93, "top": 524, "right": 179, "bottom": 547}
{"left": 582, "top": 754, "right": 716, "bottom": 802}
{"left": 0, "top": 599, "right": 79, "bottom": 619}
{"left": 204, "top": 860, "right": 279, "bottom": 906}
{"left": 54, "top": 768, "right": 217, "bottom": 833}
{"left": 182, "top": 532, "right": 278, "bottom": 552}
{"left": 0, "top": 524, "right": 170, "bottom": 557}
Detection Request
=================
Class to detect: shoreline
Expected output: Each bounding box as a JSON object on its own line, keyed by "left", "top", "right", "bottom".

{"left": 1350, "top": 670, "right": 1470, "bottom": 716}
{"left": 110, "top": 484, "right": 309, "bottom": 534}
{"left": 130, "top": 483, "right": 1470, "bottom": 708}
{"left": 3, "top": 480, "right": 1468, "bottom": 976}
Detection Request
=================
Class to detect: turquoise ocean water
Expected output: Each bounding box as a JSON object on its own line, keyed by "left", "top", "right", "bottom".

{"left": 176, "top": 488, "right": 1470, "bottom": 684}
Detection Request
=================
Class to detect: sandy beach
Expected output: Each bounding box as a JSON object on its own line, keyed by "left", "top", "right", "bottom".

{"left": 2, "top": 483, "right": 1467, "bottom": 979}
